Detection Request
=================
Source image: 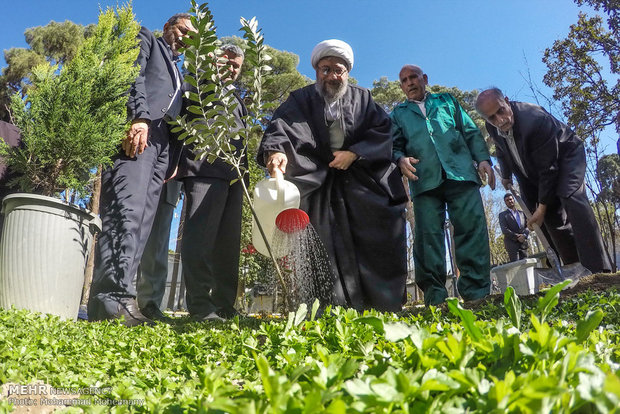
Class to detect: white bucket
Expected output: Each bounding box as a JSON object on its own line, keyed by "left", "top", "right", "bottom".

{"left": 490, "top": 258, "right": 539, "bottom": 296}
{"left": 251, "top": 170, "right": 300, "bottom": 257}
{"left": 0, "top": 193, "right": 101, "bottom": 320}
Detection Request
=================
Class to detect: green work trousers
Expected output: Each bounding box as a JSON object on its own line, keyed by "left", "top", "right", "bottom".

{"left": 412, "top": 180, "right": 490, "bottom": 305}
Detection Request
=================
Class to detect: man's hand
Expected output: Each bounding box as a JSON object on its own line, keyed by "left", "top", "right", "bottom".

{"left": 267, "top": 151, "right": 287, "bottom": 176}
{"left": 329, "top": 150, "right": 358, "bottom": 170}
{"left": 528, "top": 204, "right": 546, "bottom": 230}
{"left": 517, "top": 234, "right": 526, "bottom": 243}
{"left": 478, "top": 160, "right": 495, "bottom": 190}
{"left": 165, "top": 166, "right": 178, "bottom": 183}
{"left": 122, "top": 120, "right": 149, "bottom": 157}
{"left": 398, "top": 156, "right": 419, "bottom": 181}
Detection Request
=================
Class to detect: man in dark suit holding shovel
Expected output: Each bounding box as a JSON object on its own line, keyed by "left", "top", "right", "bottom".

{"left": 476, "top": 88, "right": 611, "bottom": 274}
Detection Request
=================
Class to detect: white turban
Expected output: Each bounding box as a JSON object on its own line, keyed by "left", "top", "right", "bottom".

{"left": 310, "top": 39, "right": 354, "bottom": 71}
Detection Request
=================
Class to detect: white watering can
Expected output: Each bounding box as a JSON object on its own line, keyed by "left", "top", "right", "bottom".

{"left": 252, "top": 169, "right": 306, "bottom": 257}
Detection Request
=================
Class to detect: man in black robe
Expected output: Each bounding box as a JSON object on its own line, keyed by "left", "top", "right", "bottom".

{"left": 257, "top": 39, "right": 408, "bottom": 312}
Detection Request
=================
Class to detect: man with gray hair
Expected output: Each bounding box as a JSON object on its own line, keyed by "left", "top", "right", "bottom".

{"left": 258, "top": 39, "right": 408, "bottom": 312}
{"left": 391, "top": 64, "right": 495, "bottom": 306}
{"left": 476, "top": 88, "right": 611, "bottom": 274}
{"left": 88, "top": 13, "right": 195, "bottom": 326}
{"left": 175, "top": 44, "right": 246, "bottom": 321}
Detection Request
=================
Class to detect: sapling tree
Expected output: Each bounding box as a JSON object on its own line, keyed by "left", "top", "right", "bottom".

{"left": 171, "top": 0, "right": 290, "bottom": 309}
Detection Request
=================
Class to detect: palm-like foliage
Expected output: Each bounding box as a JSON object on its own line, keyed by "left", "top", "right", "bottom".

{"left": 170, "top": 1, "right": 291, "bottom": 308}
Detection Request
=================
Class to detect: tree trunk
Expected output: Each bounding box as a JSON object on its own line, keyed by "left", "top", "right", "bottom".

{"left": 80, "top": 167, "right": 102, "bottom": 305}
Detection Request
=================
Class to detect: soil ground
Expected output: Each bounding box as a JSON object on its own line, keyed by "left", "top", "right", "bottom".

{"left": 560, "top": 272, "right": 620, "bottom": 296}
{"left": 402, "top": 272, "right": 620, "bottom": 315}
{"left": 465, "top": 272, "right": 620, "bottom": 311}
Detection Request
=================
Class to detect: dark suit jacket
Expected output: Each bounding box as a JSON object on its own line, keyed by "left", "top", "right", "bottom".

{"left": 485, "top": 102, "right": 586, "bottom": 205}
{"left": 127, "top": 27, "right": 184, "bottom": 177}
{"left": 499, "top": 208, "right": 529, "bottom": 253}
{"left": 177, "top": 91, "right": 248, "bottom": 181}
{"left": 128, "top": 27, "right": 181, "bottom": 122}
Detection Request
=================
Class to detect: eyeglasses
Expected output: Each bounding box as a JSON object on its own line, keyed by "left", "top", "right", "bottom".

{"left": 319, "top": 66, "right": 347, "bottom": 77}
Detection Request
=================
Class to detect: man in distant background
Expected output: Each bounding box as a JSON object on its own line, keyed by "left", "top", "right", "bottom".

{"left": 499, "top": 193, "right": 529, "bottom": 262}
{"left": 615, "top": 112, "right": 619, "bottom": 197}
{"left": 0, "top": 120, "right": 21, "bottom": 234}
{"left": 616, "top": 112, "right": 619, "bottom": 155}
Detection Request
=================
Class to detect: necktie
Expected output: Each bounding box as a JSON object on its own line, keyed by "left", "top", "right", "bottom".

{"left": 515, "top": 211, "right": 521, "bottom": 227}
{"left": 165, "top": 60, "right": 183, "bottom": 118}
{"left": 500, "top": 129, "right": 528, "bottom": 178}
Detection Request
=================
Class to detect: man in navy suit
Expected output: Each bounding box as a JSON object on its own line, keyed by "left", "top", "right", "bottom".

{"left": 88, "top": 14, "right": 195, "bottom": 326}
{"left": 476, "top": 88, "right": 611, "bottom": 274}
{"left": 499, "top": 193, "right": 529, "bottom": 262}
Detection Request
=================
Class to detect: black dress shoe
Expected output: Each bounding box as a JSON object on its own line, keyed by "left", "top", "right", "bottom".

{"left": 140, "top": 302, "right": 173, "bottom": 323}
{"left": 113, "top": 300, "right": 155, "bottom": 327}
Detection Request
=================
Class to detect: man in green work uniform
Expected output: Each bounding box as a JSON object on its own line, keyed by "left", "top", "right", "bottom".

{"left": 391, "top": 65, "right": 495, "bottom": 305}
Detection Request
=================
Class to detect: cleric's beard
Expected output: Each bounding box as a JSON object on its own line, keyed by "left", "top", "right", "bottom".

{"left": 317, "top": 77, "right": 348, "bottom": 102}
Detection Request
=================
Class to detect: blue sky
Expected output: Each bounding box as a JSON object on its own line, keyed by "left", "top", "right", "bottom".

{"left": 1, "top": 1, "right": 615, "bottom": 248}
{"left": 0, "top": 1, "right": 601, "bottom": 101}
{"left": 3, "top": 1, "right": 616, "bottom": 150}
{"left": 0, "top": 1, "right": 611, "bottom": 145}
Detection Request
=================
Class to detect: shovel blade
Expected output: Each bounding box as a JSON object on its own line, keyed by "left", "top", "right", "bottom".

{"left": 536, "top": 262, "right": 591, "bottom": 289}
{"left": 545, "top": 248, "right": 564, "bottom": 280}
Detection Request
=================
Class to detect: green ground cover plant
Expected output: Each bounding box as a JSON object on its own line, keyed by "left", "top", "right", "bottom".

{"left": 1, "top": 284, "right": 619, "bottom": 413}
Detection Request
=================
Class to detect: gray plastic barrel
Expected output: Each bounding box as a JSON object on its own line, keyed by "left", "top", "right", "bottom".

{"left": 0, "top": 194, "right": 101, "bottom": 320}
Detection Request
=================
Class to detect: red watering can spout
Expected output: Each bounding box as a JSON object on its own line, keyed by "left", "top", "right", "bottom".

{"left": 276, "top": 208, "right": 310, "bottom": 233}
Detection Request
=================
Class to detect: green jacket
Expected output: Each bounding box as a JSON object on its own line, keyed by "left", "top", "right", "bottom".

{"left": 391, "top": 93, "right": 490, "bottom": 197}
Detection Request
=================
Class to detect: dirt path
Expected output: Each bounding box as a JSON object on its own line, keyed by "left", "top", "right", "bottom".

{"left": 463, "top": 272, "right": 620, "bottom": 311}
{"left": 402, "top": 272, "right": 620, "bottom": 315}
{"left": 560, "top": 272, "right": 620, "bottom": 296}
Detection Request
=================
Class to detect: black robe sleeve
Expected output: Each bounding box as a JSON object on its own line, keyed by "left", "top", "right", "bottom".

{"left": 257, "top": 88, "right": 329, "bottom": 196}
{"left": 347, "top": 89, "right": 393, "bottom": 165}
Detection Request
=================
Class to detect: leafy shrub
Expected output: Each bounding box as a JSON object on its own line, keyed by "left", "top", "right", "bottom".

{"left": 0, "top": 5, "right": 139, "bottom": 199}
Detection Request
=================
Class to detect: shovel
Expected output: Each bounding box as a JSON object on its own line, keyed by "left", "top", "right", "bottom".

{"left": 494, "top": 166, "right": 590, "bottom": 286}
